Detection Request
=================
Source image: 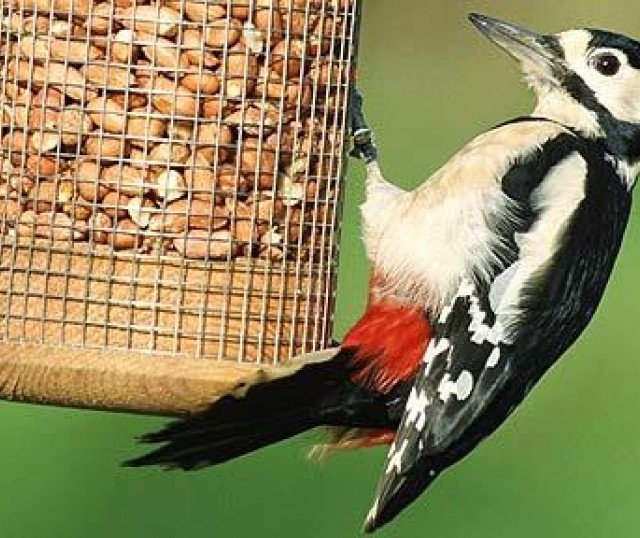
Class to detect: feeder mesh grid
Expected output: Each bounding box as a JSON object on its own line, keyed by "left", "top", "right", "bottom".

{"left": 0, "top": 0, "right": 359, "bottom": 365}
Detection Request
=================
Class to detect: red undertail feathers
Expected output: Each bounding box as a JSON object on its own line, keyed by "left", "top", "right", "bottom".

{"left": 342, "top": 300, "right": 431, "bottom": 392}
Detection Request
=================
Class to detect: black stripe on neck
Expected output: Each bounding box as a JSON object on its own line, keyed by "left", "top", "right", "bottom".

{"left": 561, "top": 72, "right": 640, "bottom": 161}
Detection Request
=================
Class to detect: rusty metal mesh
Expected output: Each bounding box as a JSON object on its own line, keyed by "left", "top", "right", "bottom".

{"left": 0, "top": 0, "right": 359, "bottom": 364}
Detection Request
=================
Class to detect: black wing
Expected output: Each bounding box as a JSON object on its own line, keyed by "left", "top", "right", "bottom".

{"left": 364, "top": 129, "right": 631, "bottom": 533}
{"left": 364, "top": 279, "right": 515, "bottom": 532}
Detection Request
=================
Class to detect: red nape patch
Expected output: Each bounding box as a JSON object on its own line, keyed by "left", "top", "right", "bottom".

{"left": 342, "top": 301, "right": 431, "bottom": 392}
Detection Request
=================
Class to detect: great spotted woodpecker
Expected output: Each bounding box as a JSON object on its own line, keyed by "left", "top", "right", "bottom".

{"left": 127, "top": 14, "right": 640, "bottom": 533}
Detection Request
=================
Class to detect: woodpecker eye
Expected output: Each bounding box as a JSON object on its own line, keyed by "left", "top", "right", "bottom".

{"left": 593, "top": 54, "right": 621, "bottom": 76}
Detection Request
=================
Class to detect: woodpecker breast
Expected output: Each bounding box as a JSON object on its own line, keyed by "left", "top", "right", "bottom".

{"left": 361, "top": 119, "right": 576, "bottom": 313}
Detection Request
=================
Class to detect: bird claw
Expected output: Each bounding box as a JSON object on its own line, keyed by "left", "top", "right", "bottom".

{"left": 349, "top": 87, "right": 378, "bottom": 163}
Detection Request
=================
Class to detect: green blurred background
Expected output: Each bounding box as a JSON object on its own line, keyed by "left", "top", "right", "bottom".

{"left": 4, "top": 1, "right": 640, "bottom": 537}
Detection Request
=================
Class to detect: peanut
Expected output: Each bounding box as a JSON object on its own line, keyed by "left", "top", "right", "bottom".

{"left": 148, "top": 143, "right": 190, "bottom": 165}
{"left": 127, "top": 196, "right": 156, "bottom": 228}
{"left": 258, "top": 244, "right": 284, "bottom": 261}
{"left": 173, "top": 229, "right": 235, "bottom": 259}
{"left": 222, "top": 43, "right": 258, "bottom": 97}
{"left": 87, "top": 3, "right": 114, "bottom": 34}
{"left": 216, "top": 164, "right": 248, "bottom": 193}
{"left": 24, "top": 62, "right": 93, "bottom": 101}
{"left": 87, "top": 96, "right": 128, "bottom": 134}
{"left": 31, "top": 130, "right": 61, "bottom": 153}
{"left": 151, "top": 198, "right": 228, "bottom": 233}
{"left": 84, "top": 135, "right": 129, "bottom": 158}
{"left": 254, "top": 4, "right": 283, "bottom": 38}
{"left": 19, "top": 35, "right": 102, "bottom": 64}
{"left": 83, "top": 63, "right": 135, "bottom": 90}
{"left": 240, "top": 139, "right": 277, "bottom": 190}
{"left": 184, "top": 152, "right": 215, "bottom": 196}
{"left": 242, "top": 22, "right": 265, "bottom": 54}
{"left": 111, "top": 29, "right": 137, "bottom": 64}
{"left": 178, "top": 1, "right": 226, "bottom": 23}
{"left": 101, "top": 165, "right": 149, "bottom": 196}
{"left": 284, "top": 207, "right": 305, "bottom": 242}
{"left": 195, "top": 122, "right": 233, "bottom": 163}
{"left": 0, "top": 0, "right": 346, "bottom": 264}
{"left": 18, "top": 210, "right": 85, "bottom": 241}
{"left": 63, "top": 197, "right": 93, "bottom": 221}
{"left": 102, "top": 190, "right": 131, "bottom": 218}
{"left": 229, "top": 1, "right": 250, "bottom": 20}
{"left": 107, "top": 218, "right": 142, "bottom": 250}
{"left": 89, "top": 211, "right": 112, "bottom": 244}
{"left": 75, "top": 161, "right": 108, "bottom": 202}
{"left": 153, "top": 169, "right": 186, "bottom": 202}
{"left": 270, "top": 39, "right": 306, "bottom": 79}
{"left": 205, "top": 18, "right": 243, "bottom": 48}
{"left": 6, "top": 0, "right": 91, "bottom": 16}
{"left": 226, "top": 104, "right": 278, "bottom": 136}
{"left": 112, "top": 92, "right": 148, "bottom": 110}
{"left": 280, "top": 174, "right": 304, "bottom": 207}
{"left": 58, "top": 108, "right": 94, "bottom": 146}
{"left": 118, "top": 5, "right": 181, "bottom": 38}
{"left": 0, "top": 198, "right": 22, "bottom": 223}
{"left": 181, "top": 70, "right": 220, "bottom": 96}
{"left": 152, "top": 76, "right": 198, "bottom": 117}
{"left": 139, "top": 33, "right": 190, "bottom": 71}
{"left": 27, "top": 180, "right": 74, "bottom": 212}
{"left": 182, "top": 29, "right": 219, "bottom": 68}
{"left": 126, "top": 107, "right": 166, "bottom": 145}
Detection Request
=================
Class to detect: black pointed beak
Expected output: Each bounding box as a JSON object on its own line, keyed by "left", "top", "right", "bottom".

{"left": 469, "top": 13, "right": 561, "bottom": 74}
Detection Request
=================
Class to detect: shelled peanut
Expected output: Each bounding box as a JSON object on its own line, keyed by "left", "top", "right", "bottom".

{"left": 0, "top": 0, "right": 352, "bottom": 260}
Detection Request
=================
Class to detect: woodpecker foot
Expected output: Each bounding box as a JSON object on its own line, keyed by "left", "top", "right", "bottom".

{"left": 349, "top": 87, "right": 378, "bottom": 164}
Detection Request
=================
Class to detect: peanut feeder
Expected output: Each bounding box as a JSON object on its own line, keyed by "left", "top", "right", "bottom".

{"left": 0, "top": 0, "right": 361, "bottom": 415}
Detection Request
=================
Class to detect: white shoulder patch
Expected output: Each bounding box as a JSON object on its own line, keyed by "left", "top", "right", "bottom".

{"left": 492, "top": 151, "right": 587, "bottom": 336}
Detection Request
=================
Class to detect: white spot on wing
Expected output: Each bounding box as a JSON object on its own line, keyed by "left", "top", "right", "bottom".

{"left": 463, "top": 279, "right": 499, "bottom": 345}
{"left": 486, "top": 347, "right": 501, "bottom": 368}
{"left": 422, "top": 337, "right": 451, "bottom": 365}
{"left": 457, "top": 279, "right": 475, "bottom": 298}
{"left": 405, "top": 387, "right": 430, "bottom": 432}
{"left": 457, "top": 370, "right": 474, "bottom": 400}
{"left": 385, "top": 438, "right": 408, "bottom": 475}
{"left": 366, "top": 499, "right": 380, "bottom": 526}
{"left": 437, "top": 370, "right": 474, "bottom": 402}
{"left": 438, "top": 305, "right": 452, "bottom": 324}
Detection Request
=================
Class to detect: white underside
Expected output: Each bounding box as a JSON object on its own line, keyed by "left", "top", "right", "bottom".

{"left": 361, "top": 119, "right": 585, "bottom": 315}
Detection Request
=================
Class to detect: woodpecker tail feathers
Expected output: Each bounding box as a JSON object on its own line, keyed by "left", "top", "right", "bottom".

{"left": 124, "top": 348, "right": 355, "bottom": 470}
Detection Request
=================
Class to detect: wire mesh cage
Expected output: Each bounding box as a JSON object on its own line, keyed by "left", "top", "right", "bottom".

{"left": 0, "top": 0, "right": 360, "bottom": 414}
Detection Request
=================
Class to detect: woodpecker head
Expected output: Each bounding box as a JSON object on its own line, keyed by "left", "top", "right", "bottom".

{"left": 470, "top": 13, "right": 640, "bottom": 163}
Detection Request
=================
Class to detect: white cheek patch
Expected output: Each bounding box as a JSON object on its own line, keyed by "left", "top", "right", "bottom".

{"left": 559, "top": 30, "right": 640, "bottom": 124}
{"left": 595, "top": 66, "right": 640, "bottom": 124}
